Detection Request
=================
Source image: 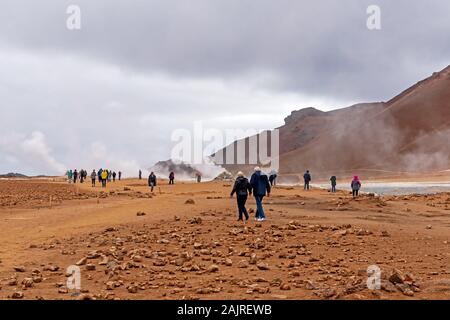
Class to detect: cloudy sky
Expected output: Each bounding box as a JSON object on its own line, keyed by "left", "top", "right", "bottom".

{"left": 0, "top": 0, "right": 449, "bottom": 176}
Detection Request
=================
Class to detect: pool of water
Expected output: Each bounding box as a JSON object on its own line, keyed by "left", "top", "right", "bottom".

{"left": 313, "top": 182, "right": 450, "bottom": 196}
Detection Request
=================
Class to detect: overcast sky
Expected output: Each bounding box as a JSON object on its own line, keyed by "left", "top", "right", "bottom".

{"left": 0, "top": 0, "right": 449, "bottom": 176}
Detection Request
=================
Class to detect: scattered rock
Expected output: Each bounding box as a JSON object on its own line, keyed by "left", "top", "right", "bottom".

{"left": 388, "top": 269, "right": 405, "bottom": 285}
{"left": 256, "top": 262, "right": 270, "bottom": 270}
{"left": 86, "top": 264, "right": 96, "bottom": 271}
{"left": 207, "top": 264, "right": 219, "bottom": 273}
{"left": 76, "top": 257, "right": 87, "bottom": 266}
{"left": 11, "top": 291, "right": 24, "bottom": 299}
{"left": 13, "top": 266, "right": 26, "bottom": 272}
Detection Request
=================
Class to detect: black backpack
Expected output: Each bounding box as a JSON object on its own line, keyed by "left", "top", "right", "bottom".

{"left": 236, "top": 177, "right": 249, "bottom": 196}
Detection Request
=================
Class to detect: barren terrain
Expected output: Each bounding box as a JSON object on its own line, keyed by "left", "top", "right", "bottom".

{"left": 0, "top": 178, "right": 449, "bottom": 300}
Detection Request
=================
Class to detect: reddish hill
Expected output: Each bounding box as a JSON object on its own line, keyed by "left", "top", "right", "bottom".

{"left": 213, "top": 65, "right": 450, "bottom": 179}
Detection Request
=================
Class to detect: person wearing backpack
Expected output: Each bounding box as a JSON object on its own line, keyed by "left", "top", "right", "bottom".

{"left": 330, "top": 176, "right": 337, "bottom": 193}
{"left": 230, "top": 171, "right": 252, "bottom": 221}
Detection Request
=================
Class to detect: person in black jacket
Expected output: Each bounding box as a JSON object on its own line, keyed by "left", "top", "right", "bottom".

{"left": 303, "top": 170, "right": 312, "bottom": 190}
{"left": 148, "top": 172, "right": 157, "bottom": 192}
{"left": 230, "top": 171, "right": 252, "bottom": 221}
{"left": 250, "top": 167, "right": 271, "bottom": 221}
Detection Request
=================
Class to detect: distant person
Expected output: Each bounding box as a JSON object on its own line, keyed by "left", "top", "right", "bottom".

{"left": 118, "top": 171, "right": 122, "bottom": 181}
{"left": 148, "top": 172, "right": 157, "bottom": 192}
{"left": 91, "top": 170, "right": 96, "bottom": 187}
{"left": 269, "top": 170, "right": 278, "bottom": 187}
{"left": 67, "top": 170, "right": 73, "bottom": 183}
{"left": 196, "top": 172, "right": 202, "bottom": 183}
{"left": 169, "top": 171, "right": 175, "bottom": 185}
{"left": 351, "top": 176, "right": 362, "bottom": 198}
{"left": 230, "top": 171, "right": 252, "bottom": 221}
{"left": 250, "top": 167, "right": 271, "bottom": 222}
{"left": 97, "top": 168, "right": 103, "bottom": 185}
{"left": 101, "top": 169, "right": 108, "bottom": 188}
{"left": 80, "top": 169, "right": 85, "bottom": 183}
{"left": 303, "top": 170, "right": 312, "bottom": 190}
{"left": 330, "top": 176, "right": 337, "bottom": 193}
{"left": 139, "top": 170, "right": 142, "bottom": 180}
{"left": 112, "top": 171, "right": 117, "bottom": 182}
{"left": 108, "top": 170, "right": 112, "bottom": 182}
{"left": 73, "top": 169, "right": 78, "bottom": 183}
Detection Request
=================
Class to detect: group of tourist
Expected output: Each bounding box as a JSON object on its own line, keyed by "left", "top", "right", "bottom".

{"left": 66, "top": 169, "right": 122, "bottom": 188}
{"left": 230, "top": 168, "right": 363, "bottom": 222}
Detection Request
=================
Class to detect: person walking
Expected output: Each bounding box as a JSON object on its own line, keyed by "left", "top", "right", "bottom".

{"left": 351, "top": 176, "right": 362, "bottom": 198}
{"left": 101, "top": 169, "right": 108, "bottom": 188}
{"left": 169, "top": 171, "right": 175, "bottom": 185}
{"left": 330, "top": 176, "right": 337, "bottom": 193}
{"left": 139, "top": 170, "right": 142, "bottom": 180}
{"left": 148, "top": 172, "right": 157, "bottom": 192}
{"left": 118, "top": 171, "right": 122, "bottom": 181}
{"left": 108, "top": 170, "right": 112, "bottom": 182}
{"left": 91, "top": 170, "right": 96, "bottom": 187}
{"left": 67, "top": 170, "right": 73, "bottom": 183}
{"left": 269, "top": 170, "right": 278, "bottom": 187}
{"left": 303, "top": 170, "right": 312, "bottom": 190}
{"left": 73, "top": 169, "right": 78, "bottom": 183}
{"left": 112, "top": 171, "right": 116, "bottom": 182}
{"left": 230, "top": 171, "right": 252, "bottom": 221}
{"left": 250, "top": 167, "right": 271, "bottom": 221}
{"left": 97, "top": 168, "right": 103, "bottom": 186}
{"left": 80, "top": 169, "right": 85, "bottom": 183}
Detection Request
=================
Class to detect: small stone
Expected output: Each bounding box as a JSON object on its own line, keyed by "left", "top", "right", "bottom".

{"left": 22, "top": 278, "right": 34, "bottom": 288}
{"left": 86, "top": 264, "right": 96, "bottom": 271}
{"left": 127, "top": 285, "right": 138, "bottom": 293}
{"left": 185, "top": 199, "right": 195, "bottom": 205}
{"left": 13, "top": 266, "right": 26, "bottom": 272}
{"left": 11, "top": 291, "right": 24, "bottom": 299}
{"left": 136, "top": 211, "right": 146, "bottom": 216}
{"left": 280, "top": 283, "right": 291, "bottom": 290}
{"left": 256, "top": 262, "right": 270, "bottom": 270}
{"left": 194, "top": 242, "right": 203, "bottom": 249}
{"left": 208, "top": 264, "right": 219, "bottom": 273}
{"left": 76, "top": 257, "right": 87, "bottom": 266}
{"left": 58, "top": 287, "right": 68, "bottom": 294}
{"left": 389, "top": 268, "right": 405, "bottom": 285}
{"left": 225, "top": 258, "right": 233, "bottom": 266}
{"left": 249, "top": 253, "right": 258, "bottom": 265}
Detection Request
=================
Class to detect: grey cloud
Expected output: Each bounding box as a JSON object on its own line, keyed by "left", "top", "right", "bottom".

{"left": 0, "top": 0, "right": 449, "bottom": 101}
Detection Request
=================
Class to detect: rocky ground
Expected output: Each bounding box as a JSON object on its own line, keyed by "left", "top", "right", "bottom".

{"left": 0, "top": 179, "right": 449, "bottom": 300}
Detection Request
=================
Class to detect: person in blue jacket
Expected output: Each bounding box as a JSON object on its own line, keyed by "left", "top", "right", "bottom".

{"left": 250, "top": 167, "right": 271, "bottom": 221}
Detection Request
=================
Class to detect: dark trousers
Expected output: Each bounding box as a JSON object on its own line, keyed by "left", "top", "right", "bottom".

{"left": 169, "top": 178, "right": 174, "bottom": 185}
{"left": 304, "top": 181, "right": 310, "bottom": 190}
{"left": 92, "top": 179, "right": 95, "bottom": 187}
{"left": 150, "top": 182, "right": 155, "bottom": 192}
{"left": 236, "top": 195, "right": 249, "bottom": 220}
{"left": 331, "top": 185, "right": 336, "bottom": 192}
{"left": 352, "top": 189, "right": 359, "bottom": 197}
{"left": 102, "top": 179, "right": 107, "bottom": 188}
